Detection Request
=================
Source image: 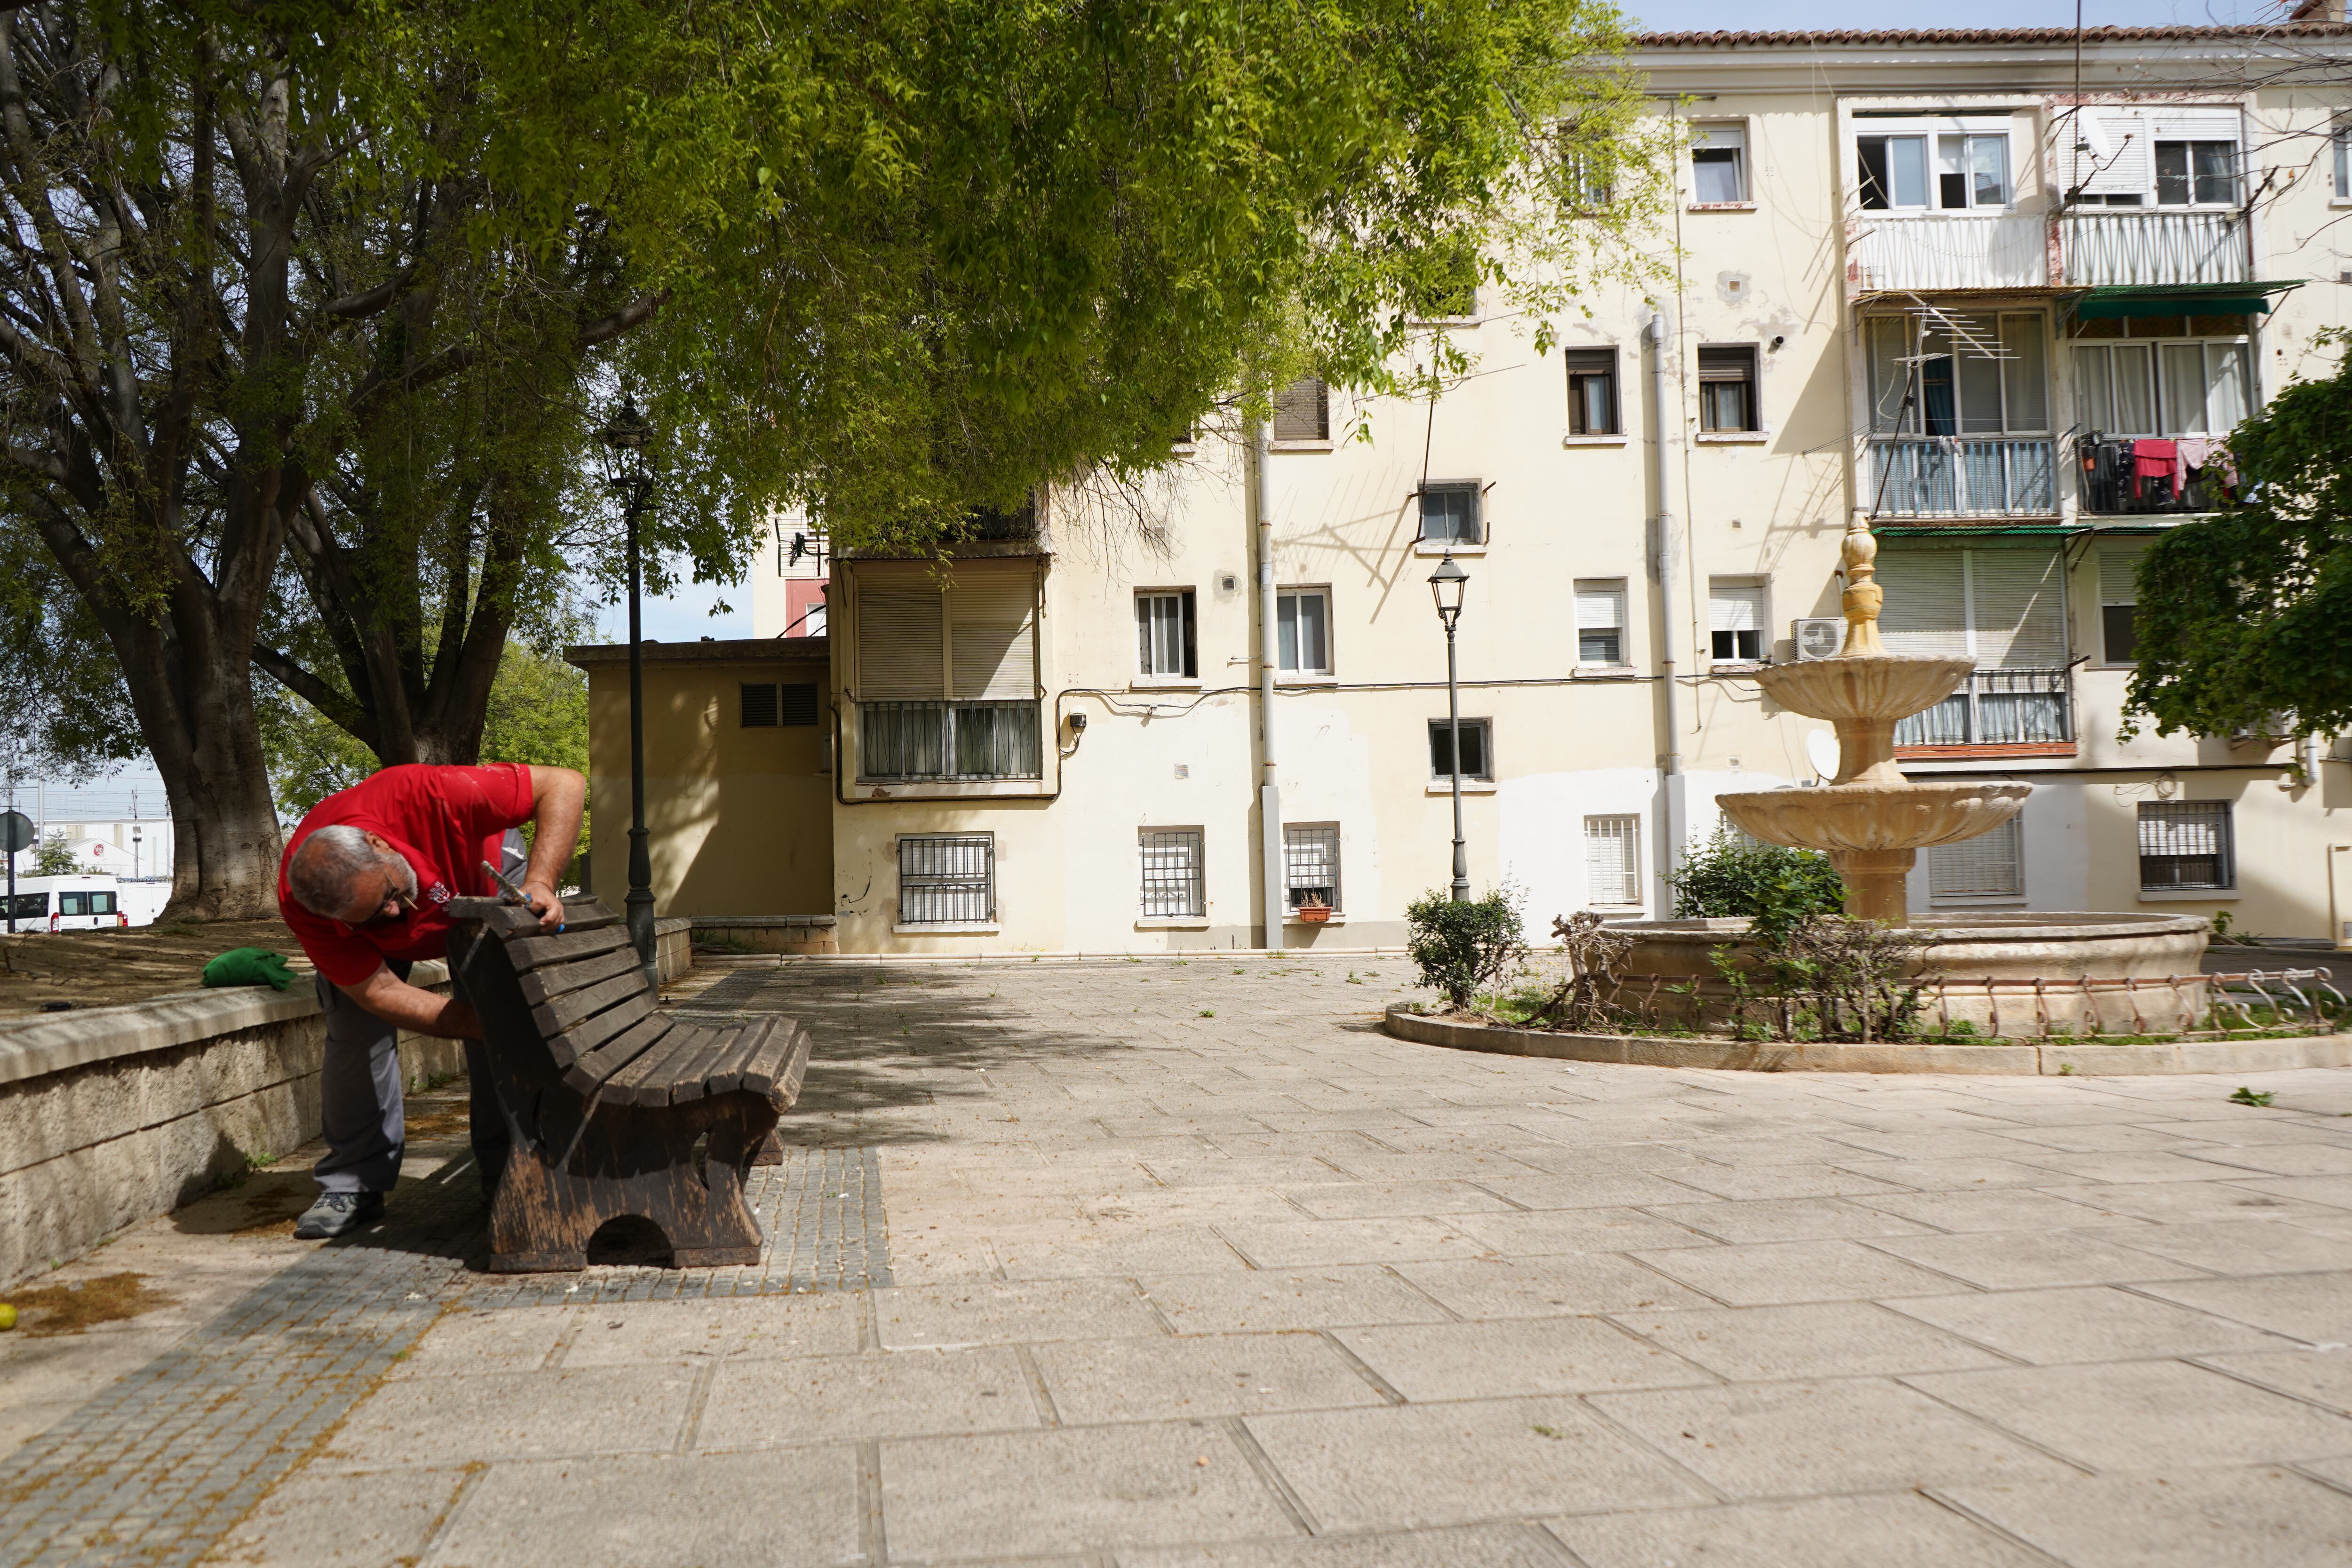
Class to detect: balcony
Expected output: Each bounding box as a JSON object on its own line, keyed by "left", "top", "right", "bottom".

{"left": 858, "top": 700, "right": 1043, "bottom": 781}
{"left": 1895, "top": 669, "right": 2074, "bottom": 757}
{"left": 1868, "top": 438, "right": 2057, "bottom": 519}
{"left": 2058, "top": 210, "right": 2249, "bottom": 287}
{"left": 1846, "top": 212, "right": 2047, "bottom": 293}
{"left": 2074, "top": 435, "right": 2229, "bottom": 516}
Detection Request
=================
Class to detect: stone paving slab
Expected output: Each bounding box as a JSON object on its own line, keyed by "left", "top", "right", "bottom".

{"left": 10, "top": 956, "right": 2352, "bottom": 1563}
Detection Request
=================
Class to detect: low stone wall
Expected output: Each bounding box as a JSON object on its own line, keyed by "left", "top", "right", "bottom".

{"left": 0, "top": 917, "right": 694, "bottom": 1288}
{"left": 691, "top": 915, "right": 838, "bottom": 955}
{"left": 1385, "top": 1003, "right": 2352, "bottom": 1077}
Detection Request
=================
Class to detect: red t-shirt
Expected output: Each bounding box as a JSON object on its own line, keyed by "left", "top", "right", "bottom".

{"left": 279, "top": 763, "right": 535, "bottom": 986}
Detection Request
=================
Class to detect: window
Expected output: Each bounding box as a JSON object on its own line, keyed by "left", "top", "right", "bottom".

{"left": 1139, "top": 829, "right": 1206, "bottom": 919}
{"left": 855, "top": 564, "right": 1041, "bottom": 781}
{"left": 90, "top": 891, "right": 116, "bottom": 915}
{"left": 1698, "top": 346, "right": 1759, "bottom": 432}
{"left": 59, "top": 891, "right": 89, "bottom": 917}
{"left": 1562, "top": 131, "right": 1613, "bottom": 210}
{"left": 1277, "top": 589, "right": 1331, "bottom": 676}
{"left": 1136, "top": 589, "right": 1198, "bottom": 679}
{"left": 1939, "top": 132, "right": 2011, "bottom": 209}
{"left": 1418, "top": 483, "right": 1482, "bottom": 546}
{"left": 742, "top": 683, "right": 818, "bottom": 727}
{"left": 2336, "top": 119, "right": 2350, "bottom": 199}
{"left": 2138, "top": 801, "right": 2233, "bottom": 891}
{"left": 1273, "top": 376, "right": 1330, "bottom": 443}
{"left": 4, "top": 893, "right": 42, "bottom": 921}
{"left": 741, "top": 683, "right": 780, "bottom": 727}
{"left": 1284, "top": 823, "right": 1341, "bottom": 912}
{"left": 1867, "top": 314, "right": 2049, "bottom": 436}
{"left": 1877, "top": 548, "right": 2071, "bottom": 747}
{"left": 2155, "top": 140, "right": 2238, "bottom": 207}
{"left": 1575, "top": 579, "right": 1627, "bottom": 666}
{"left": 1858, "top": 123, "right": 2010, "bottom": 211}
{"left": 1930, "top": 815, "right": 2024, "bottom": 901}
{"left": 1565, "top": 349, "right": 1620, "bottom": 435}
{"left": 1709, "top": 581, "right": 1765, "bottom": 663}
{"left": 899, "top": 834, "right": 994, "bottom": 924}
{"left": 1858, "top": 133, "right": 1929, "bottom": 210}
{"left": 2072, "top": 336, "right": 2249, "bottom": 437}
{"left": 1585, "top": 816, "right": 1642, "bottom": 905}
{"left": 2099, "top": 550, "right": 2140, "bottom": 664}
{"left": 1691, "top": 122, "right": 1747, "bottom": 204}
{"left": 1427, "top": 718, "right": 1493, "bottom": 782}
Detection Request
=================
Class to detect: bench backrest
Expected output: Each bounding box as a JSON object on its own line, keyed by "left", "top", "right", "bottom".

{"left": 446, "top": 897, "right": 650, "bottom": 1136}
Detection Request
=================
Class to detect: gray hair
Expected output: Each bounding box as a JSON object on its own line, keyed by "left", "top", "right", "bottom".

{"left": 287, "top": 825, "right": 386, "bottom": 915}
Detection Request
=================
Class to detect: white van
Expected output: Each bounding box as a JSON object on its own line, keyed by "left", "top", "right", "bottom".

{"left": 3, "top": 876, "right": 128, "bottom": 931}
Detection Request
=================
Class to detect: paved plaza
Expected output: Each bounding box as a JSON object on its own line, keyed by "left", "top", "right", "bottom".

{"left": 8, "top": 955, "right": 2352, "bottom": 1565}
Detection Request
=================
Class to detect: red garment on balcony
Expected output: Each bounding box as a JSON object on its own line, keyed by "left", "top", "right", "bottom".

{"left": 2130, "top": 438, "right": 2178, "bottom": 501}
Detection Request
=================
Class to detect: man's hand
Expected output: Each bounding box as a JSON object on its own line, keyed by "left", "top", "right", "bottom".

{"left": 520, "top": 878, "right": 564, "bottom": 932}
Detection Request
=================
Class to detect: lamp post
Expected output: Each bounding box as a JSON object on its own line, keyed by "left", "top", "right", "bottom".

{"left": 599, "top": 394, "right": 659, "bottom": 988}
{"left": 1429, "top": 551, "right": 1470, "bottom": 902}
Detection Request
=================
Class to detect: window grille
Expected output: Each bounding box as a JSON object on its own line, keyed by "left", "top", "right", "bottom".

{"left": 778, "top": 683, "right": 821, "bottom": 726}
{"left": 1139, "top": 829, "right": 1206, "bottom": 919}
{"left": 1417, "top": 484, "right": 1482, "bottom": 546}
{"left": 2138, "top": 801, "right": 2233, "bottom": 891}
{"left": 899, "top": 835, "right": 994, "bottom": 924}
{"left": 1930, "top": 815, "right": 2024, "bottom": 900}
{"left": 1284, "top": 823, "right": 1341, "bottom": 911}
{"left": 1427, "top": 718, "right": 1492, "bottom": 781}
{"left": 1585, "top": 816, "right": 1643, "bottom": 905}
{"left": 740, "top": 683, "right": 780, "bottom": 727}
{"left": 859, "top": 701, "right": 1041, "bottom": 780}
{"left": 1273, "top": 377, "right": 1330, "bottom": 442}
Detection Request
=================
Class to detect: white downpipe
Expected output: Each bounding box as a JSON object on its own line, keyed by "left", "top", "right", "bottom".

{"left": 1645, "top": 310, "right": 1687, "bottom": 913}
{"left": 1255, "top": 418, "right": 1285, "bottom": 949}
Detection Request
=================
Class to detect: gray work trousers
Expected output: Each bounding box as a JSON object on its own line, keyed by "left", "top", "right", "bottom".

{"left": 311, "top": 831, "right": 524, "bottom": 1195}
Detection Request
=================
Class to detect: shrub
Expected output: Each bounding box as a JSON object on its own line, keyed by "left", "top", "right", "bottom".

{"left": 1672, "top": 828, "right": 1845, "bottom": 943}
{"left": 1406, "top": 885, "right": 1526, "bottom": 1011}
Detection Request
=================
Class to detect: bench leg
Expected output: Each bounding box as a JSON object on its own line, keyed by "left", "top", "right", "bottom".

{"left": 484, "top": 1094, "right": 781, "bottom": 1274}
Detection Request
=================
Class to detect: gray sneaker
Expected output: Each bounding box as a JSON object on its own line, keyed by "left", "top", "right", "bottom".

{"left": 294, "top": 1191, "right": 385, "bottom": 1240}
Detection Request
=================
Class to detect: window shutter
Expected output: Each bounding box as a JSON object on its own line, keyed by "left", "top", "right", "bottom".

{"left": 2149, "top": 107, "right": 2239, "bottom": 141}
{"left": 1874, "top": 551, "right": 1967, "bottom": 656}
{"left": 856, "top": 576, "right": 944, "bottom": 700}
{"left": 1929, "top": 815, "right": 2023, "bottom": 899}
{"left": 778, "top": 683, "right": 821, "bottom": 726}
{"left": 947, "top": 567, "right": 1037, "bottom": 700}
{"left": 2072, "top": 108, "right": 2153, "bottom": 197}
{"left": 740, "top": 683, "right": 780, "bottom": 727}
{"left": 1697, "top": 346, "right": 1753, "bottom": 382}
{"left": 1273, "top": 377, "right": 1329, "bottom": 442}
{"left": 1584, "top": 816, "right": 1641, "bottom": 905}
{"left": 1710, "top": 584, "right": 1764, "bottom": 634}
{"left": 1967, "top": 549, "right": 2067, "bottom": 668}
{"left": 1574, "top": 582, "right": 1625, "bottom": 630}
{"left": 1562, "top": 348, "right": 1614, "bottom": 374}
{"left": 2099, "top": 549, "right": 2139, "bottom": 607}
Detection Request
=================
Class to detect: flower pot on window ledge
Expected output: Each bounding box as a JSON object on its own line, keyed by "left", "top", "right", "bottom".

{"left": 1297, "top": 901, "right": 1333, "bottom": 924}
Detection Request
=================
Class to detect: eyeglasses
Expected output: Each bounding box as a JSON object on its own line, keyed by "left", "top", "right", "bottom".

{"left": 344, "top": 872, "right": 417, "bottom": 928}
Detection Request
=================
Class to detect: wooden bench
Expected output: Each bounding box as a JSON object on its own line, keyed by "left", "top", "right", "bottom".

{"left": 445, "top": 895, "right": 812, "bottom": 1273}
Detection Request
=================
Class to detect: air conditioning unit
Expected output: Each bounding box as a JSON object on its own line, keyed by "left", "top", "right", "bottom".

{"left": 1792, "top": 618, "right": 1845, "bottom": 661}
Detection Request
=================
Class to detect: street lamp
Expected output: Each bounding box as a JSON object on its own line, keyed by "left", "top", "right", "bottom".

{"left": 598, "top": 393, "right": 659, "bottom": 988}
{"left": 1429, "top": 551, "right": 1470, "bottom": 902}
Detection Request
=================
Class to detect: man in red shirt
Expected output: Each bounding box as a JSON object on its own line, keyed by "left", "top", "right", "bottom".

{"left": 278, "top": 762, "right": 587, "bottom": 1239}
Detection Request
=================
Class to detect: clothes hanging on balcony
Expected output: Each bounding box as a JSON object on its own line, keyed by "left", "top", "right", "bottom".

{"left": 2130, "top": 438, "right": 2179, "bottom": 503}
{"left": 2175, "top": 436, "right": 2236, "bottom": 497}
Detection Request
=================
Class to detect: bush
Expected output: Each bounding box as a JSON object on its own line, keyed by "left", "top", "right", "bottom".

{"left": 1672, "top": 828, "right": 1845, "bottom": 942}
{"left": 1406, "top": 886, "right": 1526, "bottom": 1011}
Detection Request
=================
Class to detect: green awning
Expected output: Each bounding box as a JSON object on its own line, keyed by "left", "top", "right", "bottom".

{"left": 2074, "top": 280, "right": 2303, "bottom": 320}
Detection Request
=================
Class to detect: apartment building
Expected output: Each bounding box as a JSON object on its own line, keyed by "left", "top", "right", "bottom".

{"left": 583, "top": 23, "right": 2352, "bottom": 951}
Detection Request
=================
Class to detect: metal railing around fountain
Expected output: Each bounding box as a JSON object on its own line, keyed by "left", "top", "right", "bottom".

{"left": 1584, "top": 966, "right": 2341, "bottom": 1043}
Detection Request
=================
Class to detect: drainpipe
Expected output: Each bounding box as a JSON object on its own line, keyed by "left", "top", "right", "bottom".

{"left": 1255, "top": 418, "right": 1285, "bottom": 950}
{"left": 1645, "top": 310, "right": 1687, "bottom": 914}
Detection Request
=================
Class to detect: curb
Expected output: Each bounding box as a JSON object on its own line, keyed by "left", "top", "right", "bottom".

{"left": 1383, "top": 1004, "right": 2352, "bottom": 1076}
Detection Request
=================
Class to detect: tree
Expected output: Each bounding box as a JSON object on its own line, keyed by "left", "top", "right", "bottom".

{"left": 31, "top": 831, "right": 77, "bottom": 876}
{"left": 2124, "top": 333, "right": 2352, "bottom": 746}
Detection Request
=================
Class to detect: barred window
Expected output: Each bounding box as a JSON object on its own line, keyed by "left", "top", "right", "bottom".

{"left": 860, "top": 701, "right": 1041, "bottom": 780}
{"left": 899, "top": 835, "right": 994, "bottom": 925}
{"left": 1585, "top": 815, "right": 1642, "bottom": 905}
{"left": 1284, "top": 823, "right": 1341, "bottom": 911}
{"left": 1930, "top": 815, "right": 2024, "bottom": 901}
{"left": 1139, "top": 829, "right": 1206, "bottom": 919}
{"left": 2138, "top": 801, "right": 2233, "bottom": 891}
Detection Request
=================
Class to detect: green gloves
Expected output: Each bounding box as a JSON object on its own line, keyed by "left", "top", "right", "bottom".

{"left": 202, "top": 947, "right": 297, "bottom": 992}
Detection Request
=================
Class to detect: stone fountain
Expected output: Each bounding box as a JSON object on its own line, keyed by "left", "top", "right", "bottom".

{"left": 1612, "top": 519, "right": 2209, "bottom": 1039}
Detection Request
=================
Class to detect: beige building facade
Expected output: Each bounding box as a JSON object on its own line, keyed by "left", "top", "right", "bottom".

{"left": 587, "top": 23, "right": 2352, "bottom": 953}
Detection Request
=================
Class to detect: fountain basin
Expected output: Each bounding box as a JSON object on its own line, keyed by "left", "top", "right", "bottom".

{"left": 1717, "top": 781, "right": 2031, "bottom": 854}
{"left": 1607, "top": 913, "right": 2211, "bottom": 1038}
{"left": 1753, "top": 653, "right": 1974, "bottom": 722}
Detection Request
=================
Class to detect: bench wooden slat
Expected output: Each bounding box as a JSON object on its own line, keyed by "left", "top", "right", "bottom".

{"left": 551, "top": 898, "right": 621, "bottom": 932}
{"left": 665, "top": 1025, "right": 748, "bottom": 1106}
{"left": 739, "top": 1018, "right": 814, "bottom": 1107}
{"left": 507, "top": 925, "right": 631, "bottom": 973}
{"left": 517, "top": 945, "right": 644, "bottom": 1007}
{"left": 704, "top": 1017, "right": 779, "bottom": 1096}
{"left": 530, "top": 969, "right": 652, "bottom": 1038}
{"left": 604, "top": 1024, "right": 708, "bottom": 1107}
{"left": 547, "top": 991, "right": 656, "bottom": 1067}
{"left": 560, "top": 1014, "right": 673, "bottom": 1096}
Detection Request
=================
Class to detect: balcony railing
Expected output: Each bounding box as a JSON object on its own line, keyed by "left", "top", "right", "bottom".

{"left": 1896, "top": 669, "right": 2073, "bottom": 750}
{"left": 1846, "top": 212, "right": 2048, "bottom": 293}
{"left": 2074, "top": 435, "right": 2227, "bottom": 516}
{"left": 1868, "top": 437, "right": 2057, "bottom": 518}
{"left": 2058, "top": 210, "right": 2249, "bottom": 287}
{"left": 859, "top": 700, "right": 1042, "bottom": 781}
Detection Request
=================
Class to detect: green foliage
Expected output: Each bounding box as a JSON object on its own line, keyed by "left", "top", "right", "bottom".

{"left": 30, "top": 833, "right": 78, "bottom": 877}
{"left": 1406, "top": 886, "right": 1527, "bottom": 1011}
{"left": 2230, "top": 1086, "right": 2276, "bottom": 1106}
{"left": 1714, "top": 913, "right": 1927, "bottom": 1044}
{"left": 2125, "top": 330, "right": 2352, "bottom": 744}
{"left": 1671, "top": 830, "right": 1847, "bottom": 942}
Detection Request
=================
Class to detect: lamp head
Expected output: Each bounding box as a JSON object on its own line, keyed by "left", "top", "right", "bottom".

{"left": 1428, "top": 551, "right": 1469, "bottom": 625}
{"left": 599, "top": 393, "right": 651, "bottom": 453}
